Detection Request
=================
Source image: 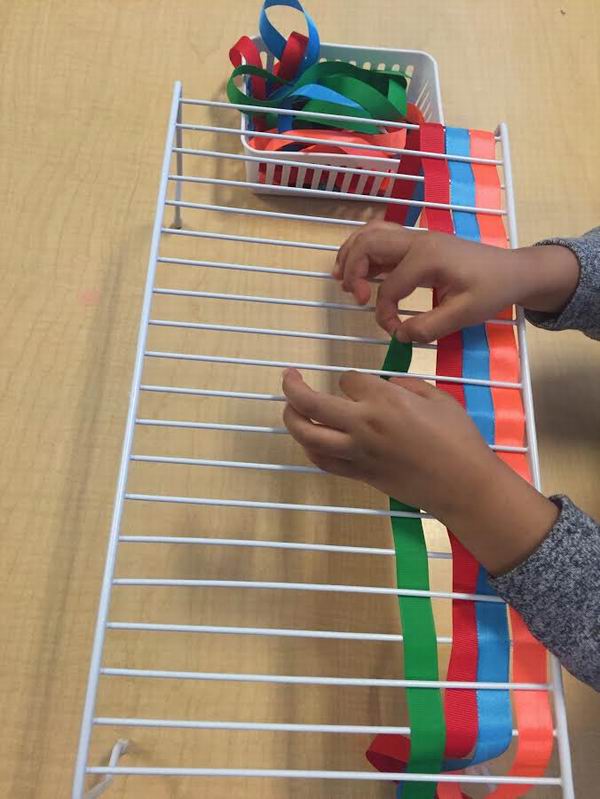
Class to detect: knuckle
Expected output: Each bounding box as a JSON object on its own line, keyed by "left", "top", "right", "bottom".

{"left": 302, "top": 425, "right": 325, "bottom": 450}
{"left": 299, "top": 392, "right": 318, "bottom": 417}
{"left": 376, "top": 283, "right": 395, "bottom": 308}
{"left": 339, "top": 370, "right": 354, "bottom": 391}
{"left": 363, "top": 218, "right": 385, "bottom": 233}
{"left": 374, "top": 305, "right": 388, "bottom": 328}
{"left": 358, "top": 402, "right": 386, "bottom": 436}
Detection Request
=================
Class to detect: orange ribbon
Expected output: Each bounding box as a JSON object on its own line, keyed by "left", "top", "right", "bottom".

{"left": 474, "top": 130, "right": 555, "bottom": 797}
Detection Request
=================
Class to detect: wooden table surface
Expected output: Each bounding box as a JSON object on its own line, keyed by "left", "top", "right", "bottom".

{"left": 1, "top": 2, "right": 599, "bottom": 797}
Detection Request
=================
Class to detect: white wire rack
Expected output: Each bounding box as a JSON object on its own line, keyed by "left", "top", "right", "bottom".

{"left": 72, "top": 82, "right": 575, "bottom": 798}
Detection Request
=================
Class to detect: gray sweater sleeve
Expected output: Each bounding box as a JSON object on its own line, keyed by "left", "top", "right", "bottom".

{"left": 490, "top": 496, "right": 600, "bottom": 690}
{"left": 489, "top": 228, "right": 600, "bottom": 690}
{"left": 524, "top": 225, "right": 600, "bottom": 339}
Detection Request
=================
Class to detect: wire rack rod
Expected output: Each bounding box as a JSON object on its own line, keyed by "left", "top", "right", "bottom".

{"left": 124, "top": 492, "right": 433, "bottom": 518}
{"left": 140, "top": 384, "right": 284, "bottom": 401}
{"left": 87, "top": 767, "right": 560, "bottom": 787}
{"left": 100, "top": 668, "right": 550, "bottom": 692}
{"left": 180, "top": 95, "right": 498, "bottom": 145}
{"left": 130, "top": 443, "right": 526, "bottom": 473}
{"left": 164, "top": 199, "right": 367, "bottom": 227}
{"left": 131, "top": 453, "right": 323, "bottom": 473}
{"left": 113, "top": 577, "right": 505, "bottom": 604}
{"left": 116, "top": 533, "right": 417, "bottom": 553}
{"left": 143, "top": 350, "right": 523, "bottom": 388}
{"left": 137, "top": 384, "right": 530, "bottom": 441}
{"left": 135, "top": 417, "right": 287, "bottom": 434}
{"left": 105, "top": 620, "right": 452, "bottom": 644}
{"left": 171, "top": 146, "right": 502, "bottom": 195}
{"left": 168, "top": 174, "right": 507, "bottom": 215}
{"left": 157, "top": 255, "right": 384, "bottom": 282}
{"left": 176, "top": 119, "right": 503, "bottom": 166}
{"left": 148, "top": 317, "right": 401, "bottom": 347}
{"left": 181, "top": 95, "right": 424, "bottom": 131}
{"left": 119, "top": 533, "right": 453, "bottom": 560}
{"left": 162, "top": 225, "right": 340, "bottom": 251}
{"left": 173, "top": 146, "right": 427, "bottom": 182}
{"left": 153, "top": 286, "right": 382, "bottom": 312}
{"left": 152, "top": 285, "right": 518, "bottom": 325}
{"left": 100, "top": 717, "right": 540, "bottom": 738}
{"left": 93, "top": 717, "right": 414, "bottom": 735}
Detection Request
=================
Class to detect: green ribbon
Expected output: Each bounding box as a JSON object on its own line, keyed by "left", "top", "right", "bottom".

{"left": 382, "top": 337, "right": 446, "bottom": 798}
{"left": 227, "top": 61, "right": 407, "bottom": 133}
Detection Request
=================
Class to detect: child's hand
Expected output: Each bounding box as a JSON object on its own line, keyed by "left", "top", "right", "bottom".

{"left": 334, "top": 221, "right": 580, "bottom": 342}
{"left": 283, "top": 367, "right": 499, "bottom": 515}
{"left": 282, "top": 368, "right": 558, "bottom": 574}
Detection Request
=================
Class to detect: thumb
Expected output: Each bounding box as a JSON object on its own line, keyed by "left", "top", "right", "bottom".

{"left": 395, "top": 296, "right": 472, "bottom": 343}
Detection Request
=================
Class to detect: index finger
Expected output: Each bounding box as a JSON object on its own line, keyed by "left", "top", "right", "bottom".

{"left": 334, "top": 228, "right": 362, "bottom": 280}
{"left": 338, "top": 222, "right": 414, "bottom": 306}
{"left": 282, "top": 369, "right": 357, "bottom": 430}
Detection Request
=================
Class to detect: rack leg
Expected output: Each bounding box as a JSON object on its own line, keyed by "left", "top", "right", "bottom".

{"left": 173, "top": 99, "right": 183, "bottom": 230}
{"left": 84, "top": 739, "right": 129, "bottom": 799}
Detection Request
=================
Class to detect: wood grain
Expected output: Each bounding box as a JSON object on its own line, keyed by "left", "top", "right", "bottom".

{"left": 1, "top": 1, "right": 599, "bottom": 797}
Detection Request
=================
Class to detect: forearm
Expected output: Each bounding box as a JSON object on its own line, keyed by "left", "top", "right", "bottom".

{"left": 436, "top": 467, "right": 600, "bottom": 690}
{"left": 514, "top": 244, "right": 580, "bottom": 314}
{"left": 434, "top": 457, "right": 558, "bottom": 576}
{"left": 524, "top": 226, "right": 600, "bottom": 340}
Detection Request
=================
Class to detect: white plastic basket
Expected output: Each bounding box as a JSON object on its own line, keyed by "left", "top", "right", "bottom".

{"left": 240, "top": 38, "right": 443, "bottom": 197}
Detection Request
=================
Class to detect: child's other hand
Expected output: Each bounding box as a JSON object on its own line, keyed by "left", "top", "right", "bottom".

{"left": 282, "top": 367, "right": 496, "bottom": 518}
{"left": 334, "top": 221, "right": 580, "bottom": 343}
{"left": 282, "top": 368, "right": 558, "bottom": 575}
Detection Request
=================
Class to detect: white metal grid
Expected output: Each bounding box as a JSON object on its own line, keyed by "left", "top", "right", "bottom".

{"left": 72, "top": 82, "right": 574, "bottom": 798}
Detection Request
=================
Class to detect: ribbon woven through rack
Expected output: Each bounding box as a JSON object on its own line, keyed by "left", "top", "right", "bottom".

{"left": 365, "top": 123, "right": 555, "bottom": 797}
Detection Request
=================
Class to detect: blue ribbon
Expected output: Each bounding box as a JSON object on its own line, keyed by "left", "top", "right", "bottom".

{"left": 259, "top": 0, "right": 320, "bottom": 76}
{"left": 444, "top": 126, "right": 513, "bottom": 769}
{"left": 275, "top": 83, "right": 363, "bottom": 131}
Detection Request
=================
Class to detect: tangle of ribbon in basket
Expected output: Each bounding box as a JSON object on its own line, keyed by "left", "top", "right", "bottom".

{"left": 227, "top": 0, "right": 425, "bottom": 194}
